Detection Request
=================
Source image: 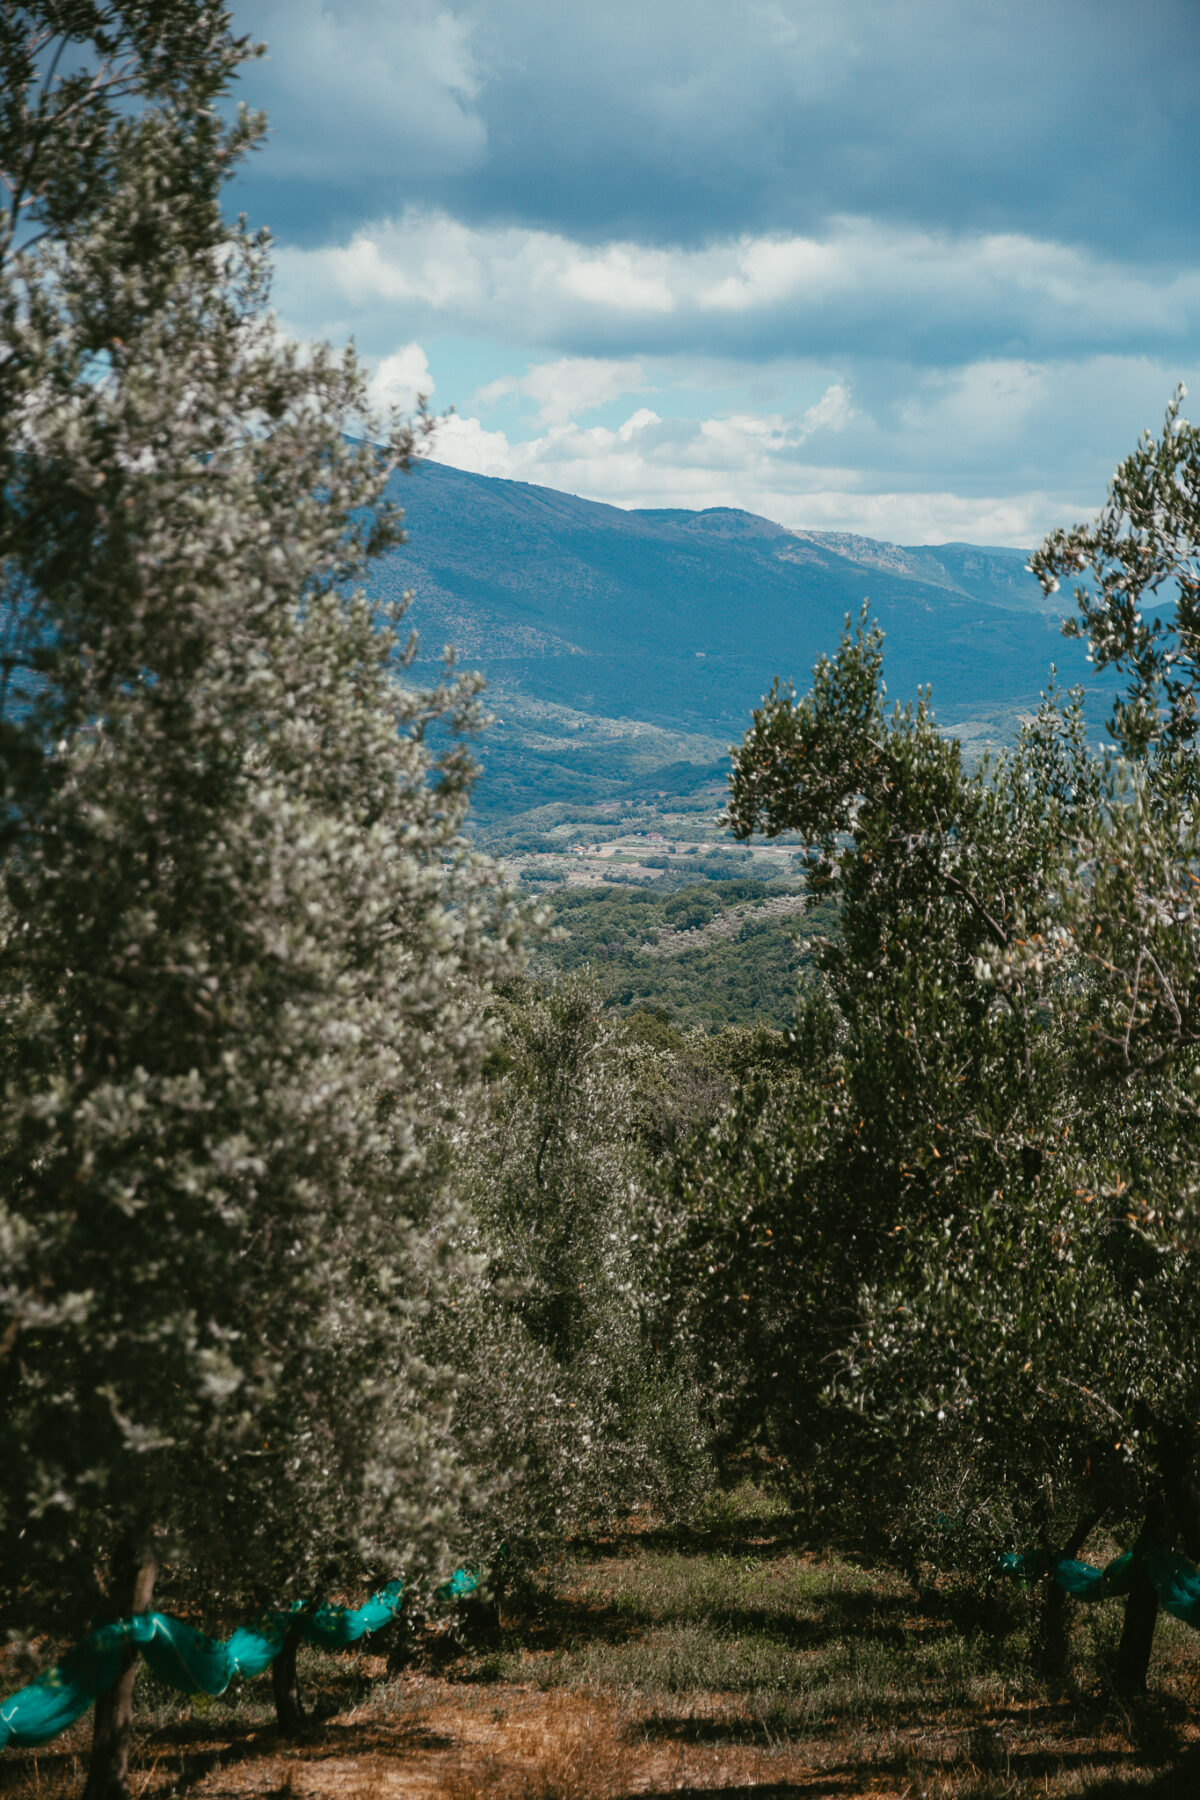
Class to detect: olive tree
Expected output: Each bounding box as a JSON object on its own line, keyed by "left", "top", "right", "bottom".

{"left": 705, "top": 394, "right": 1200, "bottom": 1691}
{"left": 1034, "top": 385, "right": 1200, "bottom": 763}
{"left": 687, "top": 618, "right": 1139, "bottom": 1672}
{"left": 0, "top": 7, "right": 520, "bottom": 1793}
{"left": 437, "top": 976, "right": 710, "bottom": 1573}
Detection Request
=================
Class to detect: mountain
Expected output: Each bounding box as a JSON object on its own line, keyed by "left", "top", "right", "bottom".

{"left": 367, "top": 459, "right": 1114, "bottom": 818}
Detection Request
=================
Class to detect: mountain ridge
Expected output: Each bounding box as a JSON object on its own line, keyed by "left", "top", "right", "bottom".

{"left": 365, "top": 459, "right": 1113, "bottom": 817}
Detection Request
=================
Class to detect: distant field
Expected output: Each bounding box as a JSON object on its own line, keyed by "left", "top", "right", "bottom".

{"left": 10, "top": 1489, "right": 1199, "bottom": 1798}
{"left": 533, "top": 880, "right": 835, "bottom": 1032}
{"left": 472, "top": 785, "right": 832, "bottom": 1028}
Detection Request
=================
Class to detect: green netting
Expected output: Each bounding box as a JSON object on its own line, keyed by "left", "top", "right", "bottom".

{"left": 1052, "top": 1550, "right": 1138, "bottom": 1599}
{"left": 297, "top": 1580, "right": 407, "bottom": 1651}
{"left": 995, "top": 1549, "right": 1046, "bottom": 1579}
{"left": 5, "top": 1535, "right": 1199, "bottom": 1756}
{"left": 1145, "top": 1547, "right": 1200, "bottom": 1627}
{"left": 0, "top": 1637, "right": 125, "bottom": 1748}
{"left": 0, "top": 1569, "right": 478, "bottom": 1751}
{"left": 998, "top": 1538, "right": 1200, "bottom": 1621}
{"left": 435, "top": 1567, "right": 481, "bottom": 1602}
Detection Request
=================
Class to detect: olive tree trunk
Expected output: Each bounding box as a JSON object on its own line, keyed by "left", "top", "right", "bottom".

{"left": 82, "top": 1550, "right": 157, "bottom": 1800}
{"left": 1116, "top": 1553, "right": 1159, "bottom": 1698}
{"left": 1036, "top": 1510, "right": 1100, "bottom": 1687}
{"left": 271, "top": 1623, "right": 305, "bottom": 1735}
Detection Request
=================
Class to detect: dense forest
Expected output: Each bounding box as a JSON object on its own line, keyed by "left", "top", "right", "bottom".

{"left": 5, "top": 8, "right": 1200, "bottom": 1800}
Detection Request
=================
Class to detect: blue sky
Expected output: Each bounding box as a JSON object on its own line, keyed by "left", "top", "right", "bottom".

{"left": 229, "top": 0, "right": 1199, "bottom": 546}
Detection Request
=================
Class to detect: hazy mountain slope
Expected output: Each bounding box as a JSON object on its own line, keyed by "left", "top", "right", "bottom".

{"left": 799, "top": 533, "right": 1057, "bottom": 612}
{"left": 379, "top": 460, "right": 1096, "bottom": 720}
{"left": 456, "top": 694, "right": 728, "bottom": 819}
{"left": 368, "top": 459, "right": 1114, "bottom": 816}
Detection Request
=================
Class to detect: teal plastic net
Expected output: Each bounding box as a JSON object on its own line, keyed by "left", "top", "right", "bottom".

{"left": 1052, "top": 1549, "right": 1138, "bottom": 1600}
{"left": 10, "top": 1537, "right": 1198, "bottom": 1754}
{"left": 998, "top": 1539, "right": 1200, "bottom": 1625}
{"left": 0, "top": 1569, "right": 478, "bottom": 1750}
{"left": 1144, "top": 1547, "right": 1200, "bottom": 1628}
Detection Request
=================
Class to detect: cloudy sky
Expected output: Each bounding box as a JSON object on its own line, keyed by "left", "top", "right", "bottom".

{"left": 229, "top": 0, "right": 1199, "bottom": 546}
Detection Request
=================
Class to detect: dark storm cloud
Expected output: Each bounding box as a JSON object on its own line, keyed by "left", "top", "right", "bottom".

{"left": 230, "top": 0, "right": 1199, "bottom": 257}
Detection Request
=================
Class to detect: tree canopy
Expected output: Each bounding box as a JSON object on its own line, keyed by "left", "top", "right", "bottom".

{"left": 0, "top": 4, "right": 521, "bottom": 1732}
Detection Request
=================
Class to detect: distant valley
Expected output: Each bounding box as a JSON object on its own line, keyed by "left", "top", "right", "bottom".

{"left": 368, "top": 458, "right": 1114, "bottom": 823}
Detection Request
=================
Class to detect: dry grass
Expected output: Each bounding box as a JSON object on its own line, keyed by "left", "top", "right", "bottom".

{"left": 5, "top": 1680, "right": 1200, "bottom": 1800}
{"left": 6, "top": 1492, "right": 1200, "bottom": 1797}
{"left": 436, "top": 1693, "right": 633, "bottom": 1800}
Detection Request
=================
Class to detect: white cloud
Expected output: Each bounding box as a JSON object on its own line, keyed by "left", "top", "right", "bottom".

{"left": 227, "top": 4, "right": 1195, "bottom": 558}
{"left": 800, "top": 382, "right": 855, "bottom": 434}
{"left": 476, "top": 356, "right": 647, "bottom": 426}
{"left": 704, "top": 236, "right": 842, "bottom": 311}
{"left": 430, "top": 398, "right": 1067, "bottom": 542}
{"left": 265, "top": 201, "right": 1195, "bottom": 549}
{"left": 423, "top": 382, "right": 1055, "bottom": 542}
{"left": 233, "top": 0, "right": 1194, "bottom": 283}
{"left": 558, "top": 248, "right": 676, "bottom": 314}
{"left": 432, "top": 414, "right": 521, "bottom": 480}
{"left": 788, "top": 489, "right": 1055, "bottom": 546}
{"left": 618, "top": 408, "right": 660, "bottom": 440}
{"left": 369, "top": 342, "right": 436, "bottom": 414}
{"left": 900, "top": 360, "right": 1046, "bottom": 440}
{"left": 273, "top": 209, "right": 1200, "bottom": 366}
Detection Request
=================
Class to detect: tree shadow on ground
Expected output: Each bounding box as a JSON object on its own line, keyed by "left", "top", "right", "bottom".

{"left": 575, "top": 1515, "right": 812, "bottom": 1563}
{"left": 608, "top": 1735, "right": 1182, "bottom": 1800}
{"left": 431, "top": 1589, "right": 639, "bottom": 1671}
{"left": 451, "top": 1569, "right": 933, "bottom": 1651}
{"left": 158, "top": 1713, "right": 457, "bottom": 1796}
